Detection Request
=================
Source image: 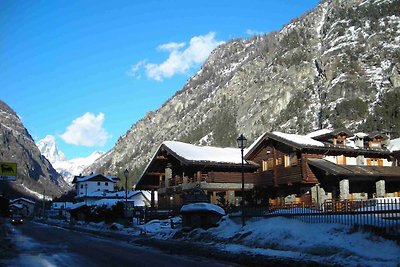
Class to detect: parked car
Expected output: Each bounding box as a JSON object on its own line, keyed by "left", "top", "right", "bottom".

{"left": 11, "top": 215, "right": 24, "bottom": 225}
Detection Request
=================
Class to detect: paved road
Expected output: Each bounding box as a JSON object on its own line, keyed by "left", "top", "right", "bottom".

{"left": 1, "top": 221, "right": 237, "bottom": 267}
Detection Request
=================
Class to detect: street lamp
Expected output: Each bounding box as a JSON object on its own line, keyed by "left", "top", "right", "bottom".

{"left": 124, "top": 169, "right": 129, "bottom": 218}
{"left": 236, "top": 134, "right": 247, "bottom": 227}
{"left": 84, "top": 184, "right": 88, "bottom": 205}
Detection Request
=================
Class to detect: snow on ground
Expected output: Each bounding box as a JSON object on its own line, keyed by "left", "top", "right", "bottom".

{"left": 45, "top": 215, "right": 400, "bottom": 266}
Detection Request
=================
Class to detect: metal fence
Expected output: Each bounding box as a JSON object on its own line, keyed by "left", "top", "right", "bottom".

{"left": 232, "top": 198, "right": 400, "bottom": 236}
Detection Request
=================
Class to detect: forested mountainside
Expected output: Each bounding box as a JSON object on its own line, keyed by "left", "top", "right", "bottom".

{"left": 87, "top": 0, "right": 400, "bottom": 181}
{"left": 0, "top": 100, "right": 68, "bottom": 199}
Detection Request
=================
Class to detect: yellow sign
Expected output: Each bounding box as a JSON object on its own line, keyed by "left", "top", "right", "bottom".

{"left": 0, "top": 162, "right": 17, "bottom": 181}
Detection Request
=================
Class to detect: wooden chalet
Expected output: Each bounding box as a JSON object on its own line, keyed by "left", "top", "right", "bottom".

{"left": 136, "top": 141, "right": 259, "bottom": 209}
{"left": 245, "top": 130, "right": 400, "bottom": 207}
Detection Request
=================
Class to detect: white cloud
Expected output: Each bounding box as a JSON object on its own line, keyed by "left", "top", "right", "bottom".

{"left": 158, "top": 42, "right": 186, "bottom": 52}
{"left": 129, "top": 32, "right": 224, "bottom": 81}
{"left": 60, "top": 112, "right": 110, "bottom": 147}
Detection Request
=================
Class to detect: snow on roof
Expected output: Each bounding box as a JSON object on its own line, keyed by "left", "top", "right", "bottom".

{"left": 10, "top": 198, "right": 36, "bottom": 205}
{"left": 90, "top": 193, "right": 147, "bottom": 207}
{"left": 246, "top": 133, "right": 267, "bottom": 155}
{"left": 354, "top": 132, "right": 369, "bottom": 138}
{"left": 180, "top": 202, "right": 226, "bottom": 215}
{"left": 92, "top": 199, "right": 123, "bottom": 208}
{"left": 68, "top": 202, "right": 86, "bottom": 210}
{"left": 86, "top": 190, "right": 138, "bottom": 198}
{"left": 9, "top": 203, "right": 23, "bottom": 209}
{"left": 163, "top": 141, "right": 245, "bottom": 164}
{"left": 389, "top": 138, "right": 400, "bottom": 152}
{"left": 75, "top": 174, "right": 116, "bottom": 183}
{"left": 305, "top": 129, "right": 333, "bottom": 138}
{"left": 272, "top": 132, "right": 325, "bottom": 147}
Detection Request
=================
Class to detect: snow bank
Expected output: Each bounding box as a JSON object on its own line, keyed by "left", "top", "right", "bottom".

{"left": 201, "top": 216, "right": 400, "bottom": 267}
{"left": 180, "top": 203, "right": 225, "bottom": 215}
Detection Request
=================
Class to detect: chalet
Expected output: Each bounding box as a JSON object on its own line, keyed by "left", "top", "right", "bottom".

{"left": 136, "top": 141, "right": 259, "bottom": 209}
{"left": 9, "top": 198, "right": 36, "bottom": 217}
{"left": 245, "top": 130, "right": 400, "bottom": 207}
{"left": 72, "top": 174, "right": 119, "bottom": 198}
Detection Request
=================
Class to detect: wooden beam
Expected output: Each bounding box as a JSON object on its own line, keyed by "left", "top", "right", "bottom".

{"left": 147, "top": 172, "right": 165, "bottom": 176}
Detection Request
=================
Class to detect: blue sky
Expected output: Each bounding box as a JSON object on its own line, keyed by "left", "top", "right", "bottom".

{"left": 0, "top": 0, "right": 319, "bottom": 159}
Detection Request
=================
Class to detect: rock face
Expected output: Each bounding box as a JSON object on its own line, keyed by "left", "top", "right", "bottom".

{"left": 36, "top": 135, "right": 67, "bottom": 164}
{"left": 0, "top": 101, "right": 68, "bottom": 199}
{"left": 87, "top": 0, "right": 400, "bottom": 180}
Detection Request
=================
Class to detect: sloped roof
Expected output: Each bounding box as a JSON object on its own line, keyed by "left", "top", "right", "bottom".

{"left": 162, "top": 141, "right": 247, "bottom": 165}
{"left": 245, "top": 132, "right": 325, "bottom": 158}
{"left": 10, "top": 198, "right": 35, "bottom": 205}
{"left": 72, "top": 174, "right": 117, "bottom": 184}
{"left": 136, "top": 141, "right": 258, "bottom": 190}
{"left": 245, "top": 131, "right": 393, "bottom": 159}
{"left": 306, "top": 128, "right": 353, "bottom": 141}
{"left": 305, "top": 129, "right": 334, "bottom": 138}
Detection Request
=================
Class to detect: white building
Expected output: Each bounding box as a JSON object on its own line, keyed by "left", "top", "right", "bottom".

{"left": 72, "top": 174, "right": 119, "bottom": 197}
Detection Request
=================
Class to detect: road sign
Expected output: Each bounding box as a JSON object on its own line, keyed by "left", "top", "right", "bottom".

{"left": 0, "top": 162, "right": 17, "bottom": 181}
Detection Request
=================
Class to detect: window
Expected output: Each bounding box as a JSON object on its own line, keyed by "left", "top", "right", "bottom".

{"left": 284, "top": 153, "right": 297, "bottom": 167}
{"left": 336, "top": 155, "right": 346, "bottom": 165}
{"left": 97, "top": 182, "right": 101, "bottom": 186}
{"left": 80, "top": 185, "right": 83, "bottom": 189}
{"left": 367, "top": 158, "right": 383, "bottom": 166}
{"left": 105, "top": 182, "right": 108, "bottom": 186}
{"left": 284, "top": 155, "right": 290, "bottom": 167}
{"left": 262, "top": 160, "right": 267, "bottom": 171}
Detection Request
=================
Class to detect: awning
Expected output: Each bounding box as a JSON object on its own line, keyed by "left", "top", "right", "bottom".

{"left": 307, "top": 159, "right": 400, "bottom": 181}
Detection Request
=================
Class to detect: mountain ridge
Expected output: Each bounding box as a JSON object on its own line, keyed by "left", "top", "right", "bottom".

{"left": 0, "top": 100, "right": 69, "bottom": 199}
{"left": 86, "top": 0, "right": 400, "bottom": 181}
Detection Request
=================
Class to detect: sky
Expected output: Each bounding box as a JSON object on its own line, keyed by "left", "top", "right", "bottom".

{"left": 0, "top": 0, "right": 319, "bottom": 159}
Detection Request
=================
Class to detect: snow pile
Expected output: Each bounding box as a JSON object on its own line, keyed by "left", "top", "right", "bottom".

{"left": 181, "top": 203, "right": 225, "bottom": 215}
{"left": 186, "top": 216, "right": 400, "bottom": 267}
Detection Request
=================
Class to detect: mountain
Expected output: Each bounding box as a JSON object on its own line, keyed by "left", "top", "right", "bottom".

{"left": 36, "top": 135, "right": 67, "bottom": 163}
{"left": 0, "top": 100, "right": 69, "bottom": 199}
{"left": 36, "top": 135, "right": 105, "bottom": 184}
{"left": 87, "top": 0, "right": 400, "bottom": 181}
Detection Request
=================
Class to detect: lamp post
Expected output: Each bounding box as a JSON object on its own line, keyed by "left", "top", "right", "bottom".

{"left": 124, "top": 169, "right": 129, "bottom": 218}
{"left": 236, "top": 134, "right": 247, "bottom": 227}
{"left": 84, "top": 184, "right": 88, "bottom": 205}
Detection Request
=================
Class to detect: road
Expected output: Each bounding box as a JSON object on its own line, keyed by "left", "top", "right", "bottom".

{"left": 0, "top": 221, "right": 237, "bottom": 267}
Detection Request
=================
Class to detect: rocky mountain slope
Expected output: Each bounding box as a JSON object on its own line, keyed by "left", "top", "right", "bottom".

{"left": 36, "top": 135, "right": 105, "bottom": 184}
{"left": 87, "top": 0, "right": 400, "bottom": 181}
{"left": 0, "top": 101, "right": 68, "bottom": 199}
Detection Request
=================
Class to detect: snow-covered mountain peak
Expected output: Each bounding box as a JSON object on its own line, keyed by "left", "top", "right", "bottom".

{"left": 36, "top": 135, "right": 105, "bottom": 184}
{"left": 36, "top": 135, "right": 67, "bottom": 163}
